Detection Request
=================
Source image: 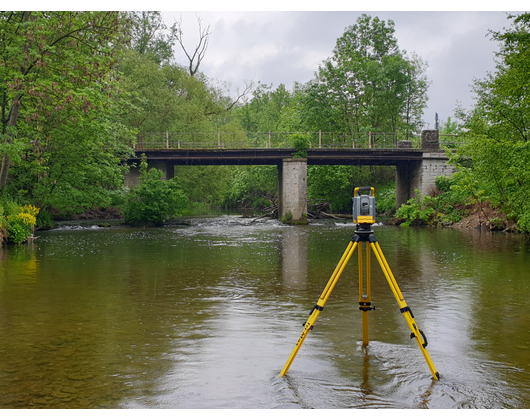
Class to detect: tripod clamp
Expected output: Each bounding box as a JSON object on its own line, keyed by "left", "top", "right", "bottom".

{"left": 359, "top": 302, "right": 376, "bottom": 312}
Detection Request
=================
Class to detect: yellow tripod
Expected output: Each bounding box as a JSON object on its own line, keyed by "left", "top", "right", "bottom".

{"left": 279, "top": 223, "right": 440, "bottom": 381}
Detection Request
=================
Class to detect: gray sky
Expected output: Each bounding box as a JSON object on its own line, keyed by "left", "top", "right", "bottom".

{"left": 161, "top": 6, "right": 525, "bottom": 128}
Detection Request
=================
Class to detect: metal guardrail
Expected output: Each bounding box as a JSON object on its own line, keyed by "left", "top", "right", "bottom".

{"left": 133, "top": 132, "right": 427, "bottom": 150}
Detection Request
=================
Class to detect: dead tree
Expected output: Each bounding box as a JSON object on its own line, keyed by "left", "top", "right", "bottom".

{"left": 172, "top": 15, "right": 211, "bottom": 77}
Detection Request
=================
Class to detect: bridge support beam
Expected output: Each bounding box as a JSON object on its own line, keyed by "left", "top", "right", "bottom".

{"left": 278, "top": 158, "right": 308, "bottom": 224}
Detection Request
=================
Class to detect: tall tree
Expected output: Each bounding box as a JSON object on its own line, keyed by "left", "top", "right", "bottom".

{"left": 0, "top": 11, "right": 129, "bottom": 188}
{"left": 302, "top": 14, "right": 429, "bottom": 137}
{"left": 469, "top": 13, "right": 530, "bottom": 142}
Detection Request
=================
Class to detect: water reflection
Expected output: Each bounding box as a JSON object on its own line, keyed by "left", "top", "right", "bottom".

{"left": 281, "top": 228, "right": 308, "bottom": 291}
{"left": 0, "top": 218, "right": 529, "bottom": 408}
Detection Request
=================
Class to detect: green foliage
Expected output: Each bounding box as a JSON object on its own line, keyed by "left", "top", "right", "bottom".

{"left": 396, "top": 191, "right": 436, "bottom": 227}
{"left": 224, "top": 166, "right": 277, "bottom": 209}
{"left": 0, "top": 11, "right": 130, "bottom": 188}
{"left": 396, "top": 179, "right": 469, "bottom": 227}
{"left": 308, "top": 165, "right": 395, "bottom": 212}
{"left": 434, "top": 175, "right": 454, "bottom": 193}
{"left": 282, "top": 211, "right": 293, "bottom": 223}
{"left": 467, "top": 13, "right": 530, "bottom": 143}
{"left": 127, "top": 11, "right": 177, "bottom": 65}
{"left": 122, "top": 167, "right": 189, "bottom": 227}
{"left": 120, "top": 50, "right": 225, "bottom": 134}
{"left": 235, "top": 83, "right": 298, "bottom": 133}
{"left": 173, "top": 166, "right": 232, "bottom": 208}
{"left": 375, "top": 185, "right": 396, "bottom": 214}
{"left": 449, "top": 134, "right": 530, "bottom": 232}
{"left": 290, "top": 133, "right": 310, "bottom": 158}
{"left": 448, "top": 13, "right": 530, "bottom": 233}
{"left": 0, "top": 200, "right": 39, "bottom": 244}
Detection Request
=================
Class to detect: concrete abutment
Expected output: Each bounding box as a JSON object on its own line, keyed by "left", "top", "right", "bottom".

{"left": 394, "top": 130, "right": 455, "bottom": 208}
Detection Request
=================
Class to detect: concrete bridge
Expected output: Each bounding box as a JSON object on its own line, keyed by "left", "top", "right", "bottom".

{"left": 125, "top": 130, "right": 455, "bottom": 222}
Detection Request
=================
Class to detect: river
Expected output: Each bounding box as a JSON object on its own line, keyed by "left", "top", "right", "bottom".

{"left": 0, "top": 215, "right": 529, "bottom": 408}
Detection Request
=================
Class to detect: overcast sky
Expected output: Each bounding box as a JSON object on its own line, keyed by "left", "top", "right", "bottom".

{"left": 160, "top": 6, "right": 526, "bottom": 128}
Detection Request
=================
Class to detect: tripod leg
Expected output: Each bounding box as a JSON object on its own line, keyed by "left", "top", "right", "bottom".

{"left": 279, "top": 240, "right": 359, "bottom": 376}
{"left": 369, "top": 241, "right": 440, "bottom": 381}
{"left": 359, "top": 242, "right": 372, "bottom": 346}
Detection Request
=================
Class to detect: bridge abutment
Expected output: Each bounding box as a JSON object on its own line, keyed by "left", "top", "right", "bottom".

{"left": 125, "top": 160, "right": 174, "bottom": 187}
{"left": 395, "top": 130, "right": 455, "bottom": 208}
{"left": 278, "top": 158, "right": 308, "bottom": 223}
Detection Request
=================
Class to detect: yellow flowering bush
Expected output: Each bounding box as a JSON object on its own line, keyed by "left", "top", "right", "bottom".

{"left": 6, "top": 205, "right": 40, "bottom": 244}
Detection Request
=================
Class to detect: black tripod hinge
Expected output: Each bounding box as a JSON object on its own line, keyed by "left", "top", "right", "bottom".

{"left": 309, "top": 304, "right": 324, "bottom": 315}
{"left": 400, "top": 306, "right": 415, "bottom": 318}
{"left": 359, "top": 302, "right": 376, "bottom": 311}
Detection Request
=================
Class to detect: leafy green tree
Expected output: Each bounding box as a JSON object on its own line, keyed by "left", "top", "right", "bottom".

{"left": 9, "top": 107, "right": 135, "bottom": 217}
{"left": 308, "top": 165, "right": 394, "bottom": 212}
{"left": 301, "top": 14, "right": 429, "bottom": 137}
{"left": 468, "top": 13, "right": 530, "bottom": 143}
{"left": 119, "top": 50, "right": 227, "bottom": 135}
{"left": 173, "top": 165, "right": 232, "bottom": 208}
{"left": 0, "top": 11, "right": 130, "bottom": 189}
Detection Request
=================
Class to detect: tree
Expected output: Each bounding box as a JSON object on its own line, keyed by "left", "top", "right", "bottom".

{"left": 469, "top": 13, "right": 530, "bottom": 143}
{"left": 235, "top": 83, "right": 298, "bottom": 133}
{"left": 450, "top": 13, "right": 530, "bottom": 232}
{"left": 119, "top": 50, "right": 226, "bottom": 133}
{"left": 301, "top": 14, "right": 429, "bottom": 136}
{"left": 127, "top": 11, "right": 177, "bottom": 65}
{"left": 0, "top": 11, "right": 130, "bottom": 188}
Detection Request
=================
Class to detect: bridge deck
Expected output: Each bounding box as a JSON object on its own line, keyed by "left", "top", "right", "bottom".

{"left": 131, "top": 148, "right": 426, "bottom": 166}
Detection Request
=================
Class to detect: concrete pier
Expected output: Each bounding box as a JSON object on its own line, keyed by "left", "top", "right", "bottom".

{"left": 278, "top": 158, "right": 308, "bottom": 223}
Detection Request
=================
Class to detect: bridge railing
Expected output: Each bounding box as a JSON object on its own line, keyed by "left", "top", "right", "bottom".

{"left": 133, "top": 132, "right": 425, "bottom": 150}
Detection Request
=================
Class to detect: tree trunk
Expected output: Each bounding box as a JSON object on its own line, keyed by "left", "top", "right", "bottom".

{"left": 0, "top": 97, "right": 22, "bottom": 188}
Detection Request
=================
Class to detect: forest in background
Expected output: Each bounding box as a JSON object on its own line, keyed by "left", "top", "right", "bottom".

{"left": 1, "top": 11, "right": 529, "bottom": 243}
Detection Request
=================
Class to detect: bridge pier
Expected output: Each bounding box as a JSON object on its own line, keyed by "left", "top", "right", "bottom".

{"left": 395, "top": 130, "right": 455, "bottom": 208}
{"left": 278, "top": 158, "right": 308, "bottom": 223}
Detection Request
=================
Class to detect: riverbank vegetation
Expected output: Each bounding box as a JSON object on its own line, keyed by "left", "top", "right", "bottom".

{"left": 394, "top": 14, "right": 530, "bottom": 233}
{"left": 1, "top": 11, "right": 529, "bottom": 243}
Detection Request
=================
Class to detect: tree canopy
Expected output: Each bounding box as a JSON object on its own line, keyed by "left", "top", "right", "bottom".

{"left": 301, "top": 14, "right": 429, "bottom": 137}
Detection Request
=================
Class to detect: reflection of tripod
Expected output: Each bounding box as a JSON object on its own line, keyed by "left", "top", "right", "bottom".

{"left": 279, "top": 223, "right": 440, "bottom": 381}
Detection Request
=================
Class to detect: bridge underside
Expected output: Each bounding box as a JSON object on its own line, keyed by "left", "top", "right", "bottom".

{"left": 126, "top": 147, "right": 453, "bottom": 221}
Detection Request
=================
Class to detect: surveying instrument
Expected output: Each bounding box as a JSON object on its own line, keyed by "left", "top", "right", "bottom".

{"left": 279, "top": 187, "right": 440, "bottom": 381}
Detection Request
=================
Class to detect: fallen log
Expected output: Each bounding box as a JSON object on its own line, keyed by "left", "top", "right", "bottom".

{"left": 320, "top": 212, "right": 351, "bottom": 220}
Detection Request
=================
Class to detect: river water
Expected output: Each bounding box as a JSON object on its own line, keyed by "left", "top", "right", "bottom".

{"left": 0, "top": 215, "right": 529, "bottom": 409}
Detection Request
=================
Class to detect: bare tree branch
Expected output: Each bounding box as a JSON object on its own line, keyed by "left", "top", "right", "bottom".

{"left": 225, "top": 80, "right": 255, "bottom": 111}
{"left": 172, "top": 14, "right": 211, "bottom": 77}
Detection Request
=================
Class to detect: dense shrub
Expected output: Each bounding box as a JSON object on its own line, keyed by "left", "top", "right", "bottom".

{"left": 123, "top": 170, "right": 189, "bottom": 226}
{"left": 122, "top": 157, "right": 189, "bottom": 226}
